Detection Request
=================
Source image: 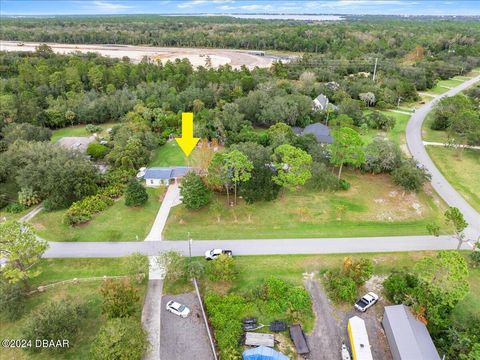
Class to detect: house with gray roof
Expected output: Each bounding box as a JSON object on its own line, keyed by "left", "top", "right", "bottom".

{"left": 382, "top": 305, "right": 441, "bottom": 360}
{"left": 137, "top": 167, "right": 191, "bottom": 186}
{"left": 313, "top": 94, "right": 330, "bottom": 111}
{"left": 292, "top": 123, "right": 332, "bottom": 144}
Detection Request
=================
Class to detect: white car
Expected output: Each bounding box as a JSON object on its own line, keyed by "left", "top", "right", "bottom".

{"left": 204, "top": 249, "right": 233, "bottom": 261}
{"left": 354, "top": 292, "right": 379, "bottom": 312}
{"left": 166, "top": 300, "right": 190, "bottom": 318}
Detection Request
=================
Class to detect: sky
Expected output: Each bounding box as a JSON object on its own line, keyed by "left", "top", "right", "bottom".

{"left": 1, "top": 0, "right": 480, "bottom": 16}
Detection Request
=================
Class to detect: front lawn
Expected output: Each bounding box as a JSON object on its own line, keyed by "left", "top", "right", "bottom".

{"left": 426, "top": 78, "right": 464, "bottom": 95}
{"left": 164, "top": 172, "right": 447, "bottom": 240}
{"left": 50, "top": 123, "right": 118, "bottom": 143}
{"left": 0, "top": 258, "right": 147, "bottom": 360}
{"left": 426, "top": 146, "right": 480, "bottom": 212}
{"left": 422, "top": 113, "right": 449, "bottom": 143}
{"left": 360, "top": 110, "right": 410, "bottom": 146}
{"left": 31, "top": 187, "right": 164, "bottom": 242}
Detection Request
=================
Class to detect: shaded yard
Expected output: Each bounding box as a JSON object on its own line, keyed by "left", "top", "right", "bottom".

{"left": 31, "top": 187, "right": 164, "bottom": 242}
{"left": 164, "top": 172, "right": 447, "bottom": 240}
{"left": 50, "top": 122, "right": 118, "bottom": 143}
{"left": 426, "top": 146, "right": 480, "bottom": 212}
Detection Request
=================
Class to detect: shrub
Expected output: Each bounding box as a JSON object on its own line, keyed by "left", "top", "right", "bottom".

{"left": 0, "top": 194, "right": 8, "bottom": 209}
{"left": 392, "top": 159, "right": 431, "bottom": 191}
{"left": 363, "top": 138, "right": 402, "bottom": 174}
{"left": 125, "top": 179, "right": 148, "bottom": 207}
{"left": 206, "top": 254, "right": 237, "bottom": 282}
{"left": 91, "top": 318, "right": 147, "bottom": 360}
{"left": 87, "top": 143, "right": 109, "bottom": 159}
{"left": 309, "top": 162, "right": 341, "bottom": 191}
{"left": 204, "top": 293, "right": 246, "bottom": 359}
{"left": 18, "top": 187, "right": 41, "bottom": 207}
{"left": 383, "top": 272, "right": 419, "bottom": 303}
{"left": 324, "top": 271, "right": 357, "bottom": 303}
{"left": 0, "top": 280, "right": 26, "bottom": 321}
{"left": 98, "top": 184, "right": 125, "bottom": 199}
{"left": 21, "top": 298, "right": 86, "bottom": 353}
{"left": 180, "top": 172, "right": 212, "bottom": 209}
{"left": 125, "top": 253, "right": 149, "bottom": 283}
{"left": 342, "top": 257, "right": 374, "bottom": 286}
{"left": 64, "top": 193, "right": 113, "bottom": 225}
{"left": 469, "top": 250, "right": 480, "bottom": 268}
{"left": 100, "top": 278, "right": 140, "bottom": 319}
{"left": 4, "top": 202, "right": 27, "bottom": 213}
{"left": 85, "top": 124, "right": 102, "bottom": 133}
{"left": 366, "top": 111, "right": 396, "bottom": 130}
{"left": 338, "top": 179, "right": 351, "bottom": 190}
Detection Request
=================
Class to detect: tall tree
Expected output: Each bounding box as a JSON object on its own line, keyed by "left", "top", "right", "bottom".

{"left": 0, "top": 221, "right": 48, "bottom": 288}
{"left": 223, "top": 150, "right": 253, "bottom": 205}
{"left": 180, "top": 172, "right": 212, "bottom": 209}
{"left": 272, "top": 144, "right": 312, "bottom": 190}
{"left": 328, "top": 127, "right": 365, "bottom": 179}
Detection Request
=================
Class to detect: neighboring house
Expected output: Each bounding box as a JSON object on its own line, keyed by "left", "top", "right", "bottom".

{"left": 56, "top": 136, "right": 95, "bottom": 153}
{"left": 292, "top": 123, "right": 333, "bottom": 144}
{"left": 312, "top": 94, "right": 330, "bottom": 111}
{"left": 326, "top": 81, "right": 340, "bottom": 91}
{"left": 137, "top": 167, "right": 191, "bottom": 186}
{"left": 382, "top": 305, "right": 441, "bottom": 360}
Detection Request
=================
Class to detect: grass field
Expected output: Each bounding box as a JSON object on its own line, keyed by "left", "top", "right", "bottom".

{"left": 164, "top": 171, "right": 447, "bottom": 240}
{"left": 422, "top": 113, "right": 450, "bottom": 143}
{"left": 0, "top": 258, "right": 146, "bottom": 360}
{"left": 426, "top": 78, "right": 465, "bottom": 95}
{"left": 149, "top": 141, "right": 188, "bottom": 167}
{"left": 361, "top": 110, "right": 410, "bottom": 146}
{"left": 426, "top": 146, "right": 480, "bottom": 212}
{"left": 32, "top": 187, "right": 164, "bottom": 242}
{"left": 50, "top": 123, "right": 118, "bottom": 143}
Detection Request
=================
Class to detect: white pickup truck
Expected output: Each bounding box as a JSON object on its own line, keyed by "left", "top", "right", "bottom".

{"left": 354, "top": 292, "right": 379, "bottom": 312}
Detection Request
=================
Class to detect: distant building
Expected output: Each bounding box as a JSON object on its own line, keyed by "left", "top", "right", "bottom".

{"left": 292, "top": 123, "right": 332, "bottom": 144}
{"left": 382, "top": 305, "right": 441, "bottom": 360}
{"left": 137, "top": 167, "right": 191, "bottom": 187}
{"left": 313, "top": 94, "right": 330, "bottom": 111}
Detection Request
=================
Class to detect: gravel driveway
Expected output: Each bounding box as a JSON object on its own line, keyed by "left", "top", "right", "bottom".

{"left": 160, "top": 292, "right": 213, "bottom": 360}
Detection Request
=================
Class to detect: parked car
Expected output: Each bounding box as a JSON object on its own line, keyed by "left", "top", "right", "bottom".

{"left": 166, "top": 300, "right": 190, "bottom": 318}
{"left": 354, "top": 292, "right": 379, "bottom": 312}
{"left": 204, "top": 249, "right": 233, "bottom": 260}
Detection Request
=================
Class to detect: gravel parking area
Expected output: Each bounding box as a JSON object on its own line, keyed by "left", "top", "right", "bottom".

{"left": 160, "top": 292, "right": 214, "bottom": 360}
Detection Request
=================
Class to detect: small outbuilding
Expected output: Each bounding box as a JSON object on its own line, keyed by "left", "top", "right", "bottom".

{"left": 245, "top": 332, "right": 274, "bottom": 348}
{"left": 242, "top": 346, "right": 288, "bottom": 360}
{"left": 382, "top": 305, "right": 441, "bottom": 360}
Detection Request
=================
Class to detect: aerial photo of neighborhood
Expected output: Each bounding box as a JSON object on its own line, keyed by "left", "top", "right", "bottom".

{"left": 0, "top": 0, "right": 479, "bottom": 359}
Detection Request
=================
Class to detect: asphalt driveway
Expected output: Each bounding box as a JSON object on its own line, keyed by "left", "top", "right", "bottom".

{"left": 160, "top": 292, "right": 213, "bottom": 360}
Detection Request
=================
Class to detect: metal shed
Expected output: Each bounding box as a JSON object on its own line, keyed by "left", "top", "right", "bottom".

{"left": 382, "top": 305, "right": 441, "bottom": 360}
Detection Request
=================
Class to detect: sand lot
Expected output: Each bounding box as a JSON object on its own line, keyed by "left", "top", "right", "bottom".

{"left": 0, "top": 40, "right": 292, "bottom": 69}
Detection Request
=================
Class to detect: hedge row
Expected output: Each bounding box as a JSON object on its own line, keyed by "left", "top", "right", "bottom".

{"left": 63, "top": 184, "right": 124, "bottom": 225}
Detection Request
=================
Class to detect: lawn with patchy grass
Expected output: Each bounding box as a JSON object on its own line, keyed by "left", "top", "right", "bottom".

{"left": 360, "top": 110, "right": 410, "bottom": 146}
{"left": 32, "top": 187, "right": 164, "bottom": 242}
{"left": 422, "top": 113, "right": 450, "bottom": 143}
{"left": 0, "top": 258, "right": 146, "bottom": 360}
{"left": 426, "top": 146, "right": 480, "bottom": 212}
{"left": 149, "top": 141, "right": 188, "bottom": 167}
{"left": 166, "top": 251, "right": 479, "bottom": 333}
{"left": 50, "top": 123, "right": 118, "bottom": 143}
{"left": 426, "top": 78, "right": 464, "bottom": 95}
{"left": 164, "top": 172, "right": 447, "bottom": 240}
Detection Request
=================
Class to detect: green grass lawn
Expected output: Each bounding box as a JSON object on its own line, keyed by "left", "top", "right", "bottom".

{"left": 164, "top": 171, "right": 447, "bottom": 240}
{"left": 360, "top": 110, "right": 410, "bottom": 146}
{"left": 422, "top": 113, "right": 449, "bottom": 143}
{"left": 0, "top": 258, "right": 146, "bottom": 360}
{"left": 32, "top": 188, "right": 164, "bottom": 242}
{"left": 426, "top": 78, "right": 464, "bottom": 95}
{"left": 50, "top": 123, "right": 118, "bottom": 143}
{"left": 426, "top": 146, "right": 480, "bottom": 212}
{"left": 149, "top": 141, "right": 188, "bottom": 167}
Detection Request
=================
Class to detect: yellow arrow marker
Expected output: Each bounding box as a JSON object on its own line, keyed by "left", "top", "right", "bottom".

{"left": 175, "top": 112, "right": 200, "bottom": 157}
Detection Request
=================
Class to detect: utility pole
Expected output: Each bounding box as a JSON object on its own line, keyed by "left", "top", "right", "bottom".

{"left": 397, "top": 96, "right": 402, "bottom": 108}
{"left": 373, "top": 57, "right": 378, "bottom": 82}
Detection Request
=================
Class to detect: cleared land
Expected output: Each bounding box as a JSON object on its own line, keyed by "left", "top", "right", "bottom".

{"left": 31, "top": 187, "right": 164, "bottom": 242}
{"left": 0, "top": 41, "right": 287, "bottom": 69}
{"left": 164, "top": 172, "right": 447, "bottom": 240}
{"left": 50, "top": 123, "right": 117, "bottom": 143}
{"left": 361, "top": 110, "right": 410, "bottom": 147}
{"left": 426, "top": 146, "right": 480, "bottom": 212}
{"left": 0, "top": 258, "right": 147, "bottom": 360}
{"left": 165, "top": 251, "right": 479, "bottom": 330}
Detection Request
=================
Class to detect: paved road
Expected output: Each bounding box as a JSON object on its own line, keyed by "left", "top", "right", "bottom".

{"left": 406, "top": 75, "right": 480, "bottom": 239}
{"left": 44, "top": 235, "right": 462, "bottom": 258}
